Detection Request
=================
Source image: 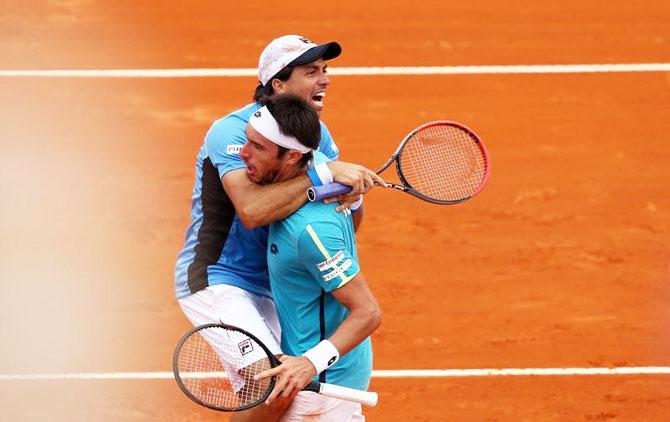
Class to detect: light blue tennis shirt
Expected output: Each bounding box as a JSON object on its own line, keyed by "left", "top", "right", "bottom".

{"left": 267, "top": 182, "right": 373, "bottom": 391}
{"left": 174, "top": 102, "right": 339, "bottom": 299}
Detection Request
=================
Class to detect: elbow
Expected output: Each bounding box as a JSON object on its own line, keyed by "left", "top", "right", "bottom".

{"left": 236, "top": 206, "right": 265, "bottom": 229}
{"left": 367, "top": 304, "right": 382, "bottom": 333}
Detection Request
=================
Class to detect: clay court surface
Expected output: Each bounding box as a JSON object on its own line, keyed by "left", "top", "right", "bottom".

{"left": 1, "top": 1, "right": 670, "bottom": 421}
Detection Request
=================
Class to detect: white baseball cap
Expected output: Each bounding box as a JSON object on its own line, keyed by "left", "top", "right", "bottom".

{"left": 258, "top": 35, "right": 342, "bottom": 86}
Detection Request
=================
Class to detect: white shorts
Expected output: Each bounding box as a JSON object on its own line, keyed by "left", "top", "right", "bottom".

{"left": 178, "top": 283, "right": 282, "bottom": 356}
{"left": 280, "top": 391, "right": 364, "bottom": 421}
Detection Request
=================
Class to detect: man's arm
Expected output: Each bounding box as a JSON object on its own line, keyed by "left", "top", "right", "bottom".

{"left": 223, "top": 168, "right": 311, "bottom": 229}
{"left": 352, "top": 205, "right": 364, "bottom": 232}
{"left": 254, "top": 273, "right": 381, "bottom": 404}
{"left": 326, "top": 272, "right": 382, "bottom": 355}
{"left": 223, "top": 161, "right": 383, "bottom": 229}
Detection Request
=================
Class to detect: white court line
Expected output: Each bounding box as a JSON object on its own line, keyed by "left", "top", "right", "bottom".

{"left": 1, "top": 367, "right": 669, "bottom": 381}
{"left": 0, "top": 63, "right": 669, "bottom": 78}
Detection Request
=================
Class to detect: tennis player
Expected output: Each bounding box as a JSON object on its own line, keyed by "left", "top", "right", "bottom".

{"left": 174, "top": 35, "right": 383, "bottom": 421}
{"left": 249, "top": 94, "right": 382, "bottom": 420}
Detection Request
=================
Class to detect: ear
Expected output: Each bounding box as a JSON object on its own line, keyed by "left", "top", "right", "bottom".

{"left": 271, "top": 78, "right": 286, "bottom": 94}
{"left": 284, "top": 150, "right": 304, "bottom": 165}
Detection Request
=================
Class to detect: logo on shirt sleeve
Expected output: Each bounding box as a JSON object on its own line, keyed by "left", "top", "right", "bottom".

{"left": 317, "top": 250, "right": 344, "bottom": 271}
{"left": 323, "top": 259, "right": 352, "bottom": 282}
{"left": 316, "top": 251, "right": 352, "bottom": 283}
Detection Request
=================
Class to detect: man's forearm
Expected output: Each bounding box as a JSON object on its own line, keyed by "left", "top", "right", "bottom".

{"left": 240, "top": 176, "right": 311, "bottom": 227}
{"left": 352, "top": 205, "right": 364, "bottom": 232}
{"left": 223, "top": 170, "right": 311, "bottom": 228}
{"left": 329, "top": 301, "right": 381, "bottom": 356}
{"left": 328, "top": 273, "right": 382, "bottom": 356}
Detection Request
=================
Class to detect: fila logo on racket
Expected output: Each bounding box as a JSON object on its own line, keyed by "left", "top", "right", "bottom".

{"left": 238, "top": 339, "right": 254, "bottom": 356}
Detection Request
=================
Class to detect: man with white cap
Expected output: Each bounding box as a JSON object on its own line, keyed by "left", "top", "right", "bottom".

{"left": 174, "top": 35, "right": 383, "bottom": 421}
{"left": 248, "top": 93, "right": 381, "bottom": 421}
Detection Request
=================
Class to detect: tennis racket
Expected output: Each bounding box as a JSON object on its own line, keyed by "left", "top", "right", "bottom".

{"left": 173, "top": 323, "right": 378, "bottom": 412}
{"left": 307, "top": 120, "right": 490, "bottom": 204}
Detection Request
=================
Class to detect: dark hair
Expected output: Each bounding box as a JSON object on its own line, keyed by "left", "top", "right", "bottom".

{"left": 265, "top": 93, "right": 320, "bottom": 167}
{"left": 253, "top": 66, "right": 295, "bottom": 105}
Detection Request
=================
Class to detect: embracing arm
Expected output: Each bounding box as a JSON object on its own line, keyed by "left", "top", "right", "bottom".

{"left": 223, "top": 161, "right": 383, "bottom": 229}
{"left": 223, "top": 168, "right": 311, "bottom": 229}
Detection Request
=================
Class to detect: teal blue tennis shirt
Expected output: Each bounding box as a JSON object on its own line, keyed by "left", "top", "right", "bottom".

{"left": 268, "top": 199, "right": 373, "bottom": 391}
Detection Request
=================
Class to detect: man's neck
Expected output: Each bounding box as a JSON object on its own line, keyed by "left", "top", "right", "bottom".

{"left": 273, "top": 164, "right": 308, "bottom": 184}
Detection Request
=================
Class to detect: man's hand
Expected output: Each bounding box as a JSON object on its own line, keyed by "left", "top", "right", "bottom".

{"left": 253, "top": 355, "right": 317, "bottom": 405}
{"left": 324, "top": 192, "right": 364, "bottom": 212}
{"left": 326, "top": 161, "right": 385, "bottom": 196}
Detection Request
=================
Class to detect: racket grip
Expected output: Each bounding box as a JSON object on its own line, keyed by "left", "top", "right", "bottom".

{"left": 307, "top": 183, "right": 353, "bottom": 202}
{"left": 316, "top": 382, "right": 379, "bottom": 407}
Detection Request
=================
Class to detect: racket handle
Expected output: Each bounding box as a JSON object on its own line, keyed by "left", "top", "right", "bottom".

{"left": 307, "top": 183, "right": 353, "bottom": 202}
{"left": 307, "top": 381, "right": 379, "bottom": 407}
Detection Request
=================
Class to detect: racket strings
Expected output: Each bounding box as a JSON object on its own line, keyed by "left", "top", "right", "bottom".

{"left": 399, "top": 124, "right": 487, "bottom": 201}
{"left": 176, "top": 326, "right": 273, "bottom": 410}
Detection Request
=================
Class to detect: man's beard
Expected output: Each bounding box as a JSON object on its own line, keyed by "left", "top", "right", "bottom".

{"left": 256, "top": 168, "right": 279, "bottom": 185}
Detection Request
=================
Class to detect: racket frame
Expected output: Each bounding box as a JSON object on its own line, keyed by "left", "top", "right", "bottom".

{"left": 174, "top": 323, "right": 378, "bottom": 411}
{"left": 306, "top": 120, "right": 490, "bottom": 204}
{"left": 392, "top": 120, "right": 491, "bottom": 204}
{"left": 173, "top": 322, "right": 277, "bottom": 412}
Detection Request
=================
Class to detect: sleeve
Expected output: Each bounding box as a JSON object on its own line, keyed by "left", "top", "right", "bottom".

{"left": 297, "top": 221, "right": 360, "bottom": 292}
{"left": 204, "top": 116, "right": 248, "bottom": 179}
{"left": 317, "top": 122, "right": 339, "bottom": 160}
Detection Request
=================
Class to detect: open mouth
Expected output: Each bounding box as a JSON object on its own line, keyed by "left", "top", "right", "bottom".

{"left": 312, "top": 91, "right": 326, "bottom": 107}
{"left": 245, "top": 166, "right": 256, "bottom": 179}
{"left": 243, "top": 160, "right": 254, "bottom": 176}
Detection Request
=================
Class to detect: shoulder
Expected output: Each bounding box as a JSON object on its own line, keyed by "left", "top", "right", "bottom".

{"left": 292, "top": 203, "right": 346, "bottom": 238}
{"left": 275, "top": 202, "right": 337, "bottom": 232}
{"left": 318, "top": 121, "right": 335, "bottom": 145}
{"left": 312, "top": 150, "right": 330, "bottom": 164}
{"left": 319, "top": 121, "right": 333, "bottom": 137}
{"left": 205, "top": 103, "right": 260, "bottom": 152}
{"left": 296, "top": 201, "right": 339, "bottom": 221}
{"left": 206, "top": 103, "right": 259, "bottom": 141}
{"left": 317, "top": 121, "right": 339, "bottom": 159}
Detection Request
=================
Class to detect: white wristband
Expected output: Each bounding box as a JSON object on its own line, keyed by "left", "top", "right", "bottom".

{"left": 303, "top": 340, "right": 340, "bottom": 375}
{"left": 349, "top": 195, "right": 363, "bottom": 212}
{"left": 314, "top": 162, "right": 334, "bottom": 185}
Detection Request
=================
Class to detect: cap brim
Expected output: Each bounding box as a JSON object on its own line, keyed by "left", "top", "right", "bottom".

{"left": 289, "top": 42, "right": 342, "bottom": 66}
